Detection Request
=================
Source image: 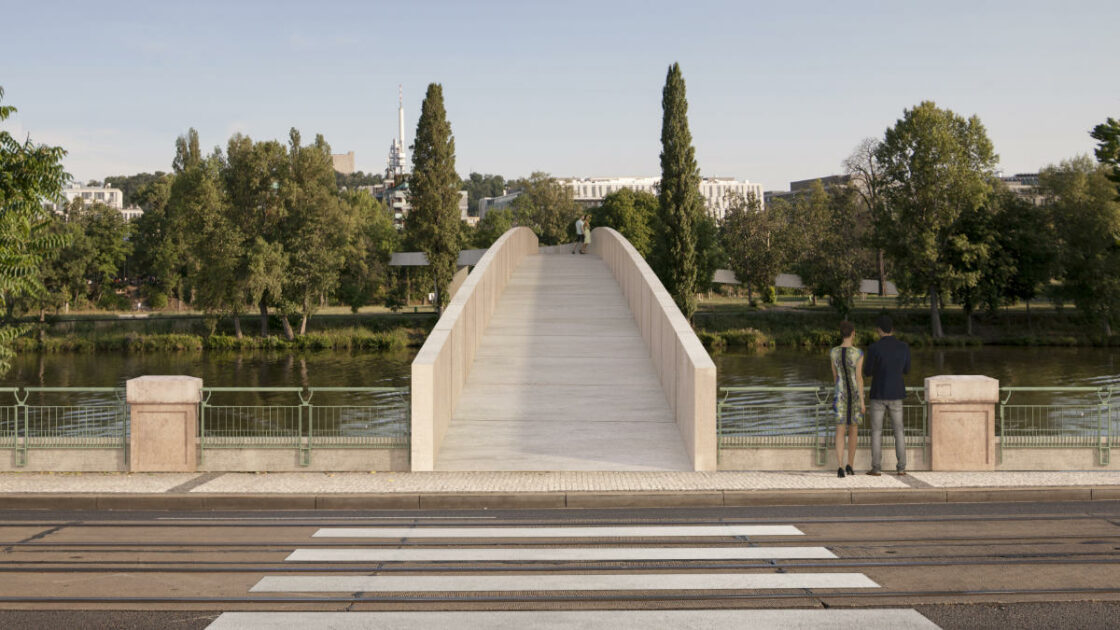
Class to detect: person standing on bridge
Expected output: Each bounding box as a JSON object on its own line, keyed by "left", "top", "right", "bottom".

{"left": 863, "top": 314, "right": 911, "bottom": 476}
{"left": 580, "top": 214, "right": 591, "bottom": 254}
{"left": 572, "top": 215, "right": 584, "bottom": 254}
{"left": 830, "top": 320, "right": 864, "bottom": 478}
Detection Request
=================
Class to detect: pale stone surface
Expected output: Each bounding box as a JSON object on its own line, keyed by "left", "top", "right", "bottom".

{"left": 591, "top": 227, "right": 717, "bottom": 471}
{"left": 997, "top": 447, "right": 1120, "bottom": 470}
{"left": 411, "top": 227, "right": 538, "bottom": 471}
{"left": 125, "top": 375, "right": 203, "bottom": 404}
{"left": 925, "top": 375, "right": 999, "bottom": 403}
{"left": 0, "top": 472, "right": 196, "bottom": 492}
{"left": 189, "top": 471, "right": 907, "bottom": 493}
{"left": 130, "top": 403, "right": 197, "bottom": 472}
{"left": 435, "top": 252, "right": 691, "bottom": 471}
{"left": 197, "top": 447, "right": 407, "bottom": 472}
{"left": 718, "top": 446, "right": 929, "bottom": 471}
{"left": 927, "top": 374, "right": 999, "bottom": 471}
{"left": 6, "top": 469, "right": 1120, "bottom": 494}
{"left": 930, "top": 403, "right": 996, "bottom": 471}
{"left": 0, "top": 448, "right": 126, "bottom": 472}
{"left": 912, "top": 471, "right": 1120, "bottom": 487}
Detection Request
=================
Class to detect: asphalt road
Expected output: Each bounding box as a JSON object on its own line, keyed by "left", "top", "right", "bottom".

{"left": 0, "top": 501, "right": 1118, "bottom": 629}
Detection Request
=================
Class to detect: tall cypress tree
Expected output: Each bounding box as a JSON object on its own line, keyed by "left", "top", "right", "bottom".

{"left": 407, "top": 83, "right": 461, "bottom": 315}
{"left": 657, "top": 63, "right": 702, "bottom": 319}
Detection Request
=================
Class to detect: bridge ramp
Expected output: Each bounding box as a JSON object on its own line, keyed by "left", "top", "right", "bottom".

{"left": 435, "top": 252, "right": 691, "bottom": 471}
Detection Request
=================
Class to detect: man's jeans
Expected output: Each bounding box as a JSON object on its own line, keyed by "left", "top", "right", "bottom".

{"left": 869, "top": 399, "right": 906, "bottom": 472}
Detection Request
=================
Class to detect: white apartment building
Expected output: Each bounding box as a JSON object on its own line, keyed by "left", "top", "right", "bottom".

{"left": 559, "top": 177, "right": 763, "bottom": 220}
{"left": 60, "top": 184, "right": 124, "bottom": 210}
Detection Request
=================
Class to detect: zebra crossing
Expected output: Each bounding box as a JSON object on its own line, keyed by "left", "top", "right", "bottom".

{"left": 206, "top": 522, "right": 940, "bottom": 629}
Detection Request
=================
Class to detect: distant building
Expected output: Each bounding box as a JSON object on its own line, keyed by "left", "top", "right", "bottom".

{"left": 331, "top": 151, "right": 355, "bottom": 175}
{"left": 559, "top": 176, "right": 762, "bottom": 220}
{"left": 765, "top": 174, "right": 853, "bottom": 207}
{"left": 120, "top": 207, "right": 144, "bottom": 222}
{"left": 478, "top": 191, "right": 521, "bottom": 219}
{"left": 366, "top": 87, "right": 412, "bottom": 227}
{"left": 58, "top": 184, "right": 124, "bottom": 210}
{"left": 1000, "top": 173, "right": 1043, "bottom": 205}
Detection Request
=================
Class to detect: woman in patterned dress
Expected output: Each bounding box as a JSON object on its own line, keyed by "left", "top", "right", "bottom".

{"left": 831, "top": 321, "right": 865, "bottom": 478}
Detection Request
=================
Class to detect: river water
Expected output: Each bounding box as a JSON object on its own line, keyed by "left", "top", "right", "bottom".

{"left": 4, "top": 346, "right": 1116, "bottom": 391}
{"left": 1, "top": 346, "right": 1116, "bottom": 436}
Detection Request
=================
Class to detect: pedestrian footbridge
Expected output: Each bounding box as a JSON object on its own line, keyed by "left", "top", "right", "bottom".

{"left": 411, "top": 228, "right": 716, "bottom": 471}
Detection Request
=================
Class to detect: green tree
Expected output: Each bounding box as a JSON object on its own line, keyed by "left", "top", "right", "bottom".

{"left": 788, "top": 182, "right": 866, "bottom": 316}
{"left": 509, "top": 172, "right": 579, "bottom": 245}
{"left": 656, "top": 62, "right": 703, "bottom": 319}
{"left": 104, "top": 171, "right": 168, "bottom": 207}
{"left": 721, "top": 193, "right": 783, "bottom": 305}
{"left": 462, "top": 172, "right": 506, "bottom": 216}
{"left": 407, "top": 83, "right": 461, "bottom": 314}
{"left": 591, "top": 188, "right": 657, "bottom": 257}
{"left": 68, "top": 201, "right": 133, "bottom": 305}
{"left": 0, "top": 87, "right": 69, "bottom": 371}
{"left": 473, "top": 207, "right": 514, "bottom": 248}
{"left": 222, "top": 133, "right": 289, "bottom": 335}
{"left": 336, "top": 190, "right": 398, "bottom": 312}
{"left": 946, "top": 189, "right": 1001, "bottom": 335}
{"left": 178, "top": 156, "right": 242, "bottom": 334}
{"left": 127, "top": 173, "right": 174, "bottom": 303}
{"left": 1041, "top": 156, "right": 1120, "bottom": 336}
{"left": 694, "top": 211, "right": 725, "bottom": 296}
{"left": 993, "top": 189, "right": 1056, "bottom": 326}
{"left": 843, "top": 138, "right": 890, "bottom": 295}
{"left": 1091, "top": 118, "right": 1120, "bottom": 193}
{"left": 279, "top": 130, "right": 351, "bottom": 337}
{"left": 874, "top": 101, "right": 998, "bottom": 337}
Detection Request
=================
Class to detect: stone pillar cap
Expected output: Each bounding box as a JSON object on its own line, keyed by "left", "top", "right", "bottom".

{"left": 126, "top": 375, "right": 203, "bottom": 404}
{"left": 925, "top": 375, "right": 999, "bottom": 404}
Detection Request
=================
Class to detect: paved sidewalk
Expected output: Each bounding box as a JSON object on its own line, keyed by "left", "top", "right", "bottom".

{"left": 2, "top": 470, "right": 1120, "bottom": 494}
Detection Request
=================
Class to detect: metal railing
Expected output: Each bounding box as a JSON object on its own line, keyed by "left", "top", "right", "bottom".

{"left": 199, "top": 386, "right": 409, "bottom": 466}
{"left": 718, "top": 385, "right": 927, "bottom": 465}
{"left": 2, "top": 387, "right": 128, "bottom": 467}
{"left": 999, "top": 387, "right": 1114, "bottom": 465}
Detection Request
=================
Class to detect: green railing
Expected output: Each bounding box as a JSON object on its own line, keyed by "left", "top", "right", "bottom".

{"left": 999, "top": 387, "right": 1114, "bottom": 465}
{"left": 199, "top": 386, "right": 409, "bottom": 466}
{"left": 1, "top": 388, "right": 17, "bottom": 452}
{"left": 718, "top": 385, "right": 927, "bottom": 465}
{"left": 2, "top": 387, "right": 128, "bottom": 467}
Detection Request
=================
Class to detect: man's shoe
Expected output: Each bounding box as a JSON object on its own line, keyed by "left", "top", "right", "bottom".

{"left": 865, "top": 470, "right": 881, "bottom": 476}
{"left": 837, "top": 467, "right": 845, "bottom": 478}
{"left": 897, "top": 470, "right": 907, "bottom": 476}
{"left": 845, "top": 465, "right": 854, "bottom": 475}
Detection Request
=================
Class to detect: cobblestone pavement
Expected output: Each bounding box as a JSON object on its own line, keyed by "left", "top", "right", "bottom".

{"left": 2, "top": 470, "right": 1120, "bottom": 494}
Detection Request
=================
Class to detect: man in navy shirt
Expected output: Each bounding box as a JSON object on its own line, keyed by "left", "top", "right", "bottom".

{"left": 862, "top": 314, "right": 911, "bottom": 476}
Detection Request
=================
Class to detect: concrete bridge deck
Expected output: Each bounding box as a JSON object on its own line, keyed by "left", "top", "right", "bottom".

{"left": 434, "top": 252, "right": 692, "bottom": 471}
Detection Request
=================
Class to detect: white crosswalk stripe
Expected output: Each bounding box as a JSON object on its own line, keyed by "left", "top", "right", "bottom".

{"left": 285, "top": 546, "right": 836, "bottom": 562}
{"left": 207, "top": 610, "right": 941, "bottom": 629}
{"left": 207, "top": 522, "right": 941, "bottom": 629}
{"left": 311, "top": 524, "right": 803, "bottom": 538}
{"left": 251, "top": 572, "right": 880, "bottom": 592}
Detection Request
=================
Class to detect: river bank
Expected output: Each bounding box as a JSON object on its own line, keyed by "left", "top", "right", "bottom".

{"left": 694, "top": 302, "right": 1120, "bottom": 351}
{"left": 9, "top": 311, "right": 436, "bottom": 354}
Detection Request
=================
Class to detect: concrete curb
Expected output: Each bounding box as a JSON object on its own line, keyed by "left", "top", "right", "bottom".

{"left": 1, "top": 486, "right": 1119, "bottom": 511}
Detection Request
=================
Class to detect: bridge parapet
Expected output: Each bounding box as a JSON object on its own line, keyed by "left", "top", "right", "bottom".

{"left": 410, "top": 227, "right": 539, "bottom": 470}
{"left": 590, "top": 227, "right": 717, "bottom": 471}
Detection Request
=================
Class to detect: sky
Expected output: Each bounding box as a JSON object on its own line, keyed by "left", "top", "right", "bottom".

{"left": 2, "top": 0, "right": 1118, "bottom": 191}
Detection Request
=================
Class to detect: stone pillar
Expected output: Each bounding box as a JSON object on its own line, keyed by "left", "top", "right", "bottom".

{"left": 126, "top": 376, "right": 203, "bottom": 472}
{"left": 926, "top": 375, "right": 999, "bottom": 471}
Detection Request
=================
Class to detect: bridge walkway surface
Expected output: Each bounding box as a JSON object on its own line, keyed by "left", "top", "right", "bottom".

{"left": 434, "top": 251, "right": 692, "bottom": 471}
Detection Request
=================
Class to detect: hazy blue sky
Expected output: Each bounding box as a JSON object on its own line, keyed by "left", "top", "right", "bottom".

{"left": 3, "top": 0, "right": 1118, "bottom": 191}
